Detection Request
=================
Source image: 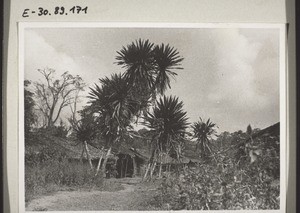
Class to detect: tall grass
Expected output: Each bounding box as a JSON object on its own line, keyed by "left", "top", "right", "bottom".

{"left": 25, "top": 159, "right": 104, "bottom": 203}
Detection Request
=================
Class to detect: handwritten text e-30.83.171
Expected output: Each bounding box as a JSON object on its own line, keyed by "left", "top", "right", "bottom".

{"left": 22, "top": 6, "right": 88, "bottom": 17}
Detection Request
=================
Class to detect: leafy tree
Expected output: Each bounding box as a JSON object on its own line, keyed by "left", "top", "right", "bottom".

{"left": 24, "top": 80, "right": 36, "bottom": 136}
{"left": 33, "top": 68, "right": 85, "bottom": 127}
{"left": 192, "top": 117, "right": 217, "bottom": 158}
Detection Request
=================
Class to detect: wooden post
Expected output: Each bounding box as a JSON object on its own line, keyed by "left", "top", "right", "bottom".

{"left": 84, "top": 141, "right": 93, "bottom": 170}
{"left": 101, "top": 147, "right": 112, "bottom": 177}
{"left": 121, "top": 158, "right": 124, "bottom": 178}
{"left": 95, "top": 147, "right": 104, "bottom": 176}
{"left": 124, "top": 156, "right": 129, "bottom": 178}
{"left": 158, "top": 163, "right": 162, "bottom": 178}
{"left": 143, "top": 162, "right": 151, "bottom": 180}
{"left": 79, "top": 146, "right": 85, "bottom": 163}
{"left": 132, "top": 156, "right": 137, "bottom": 177}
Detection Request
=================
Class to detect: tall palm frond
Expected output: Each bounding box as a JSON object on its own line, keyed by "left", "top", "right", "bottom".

{"left": 153, "top": 44, "right": 184, "bottom": 94}
{"left": 115, "top": 39, "right": 184, "bottom": 100}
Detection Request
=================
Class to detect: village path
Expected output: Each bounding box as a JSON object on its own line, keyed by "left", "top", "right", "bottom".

{"left": 26, "top": 178, "right": 161, "bottom": 211}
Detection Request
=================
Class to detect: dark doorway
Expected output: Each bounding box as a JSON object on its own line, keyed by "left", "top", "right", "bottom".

{"left": 116, "top": 154, "right": 133, "bottom": 178}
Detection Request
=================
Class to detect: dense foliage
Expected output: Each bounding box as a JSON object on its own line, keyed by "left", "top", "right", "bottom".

{"left": 156, "top": 132, "right": 280, "bottom": 210}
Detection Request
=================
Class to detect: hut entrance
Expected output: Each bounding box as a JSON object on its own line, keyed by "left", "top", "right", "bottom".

{"left": 116, "top": 153, "right": 134, "bottom": 178}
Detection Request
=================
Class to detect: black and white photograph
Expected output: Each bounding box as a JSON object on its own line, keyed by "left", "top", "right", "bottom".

{"left": 19, "top": 23, "right": 286, "bottom": 212}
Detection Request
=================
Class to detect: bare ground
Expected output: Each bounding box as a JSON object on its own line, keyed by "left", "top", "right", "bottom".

{"left": 26, "top": 178, "right": 162, "bottom": 211}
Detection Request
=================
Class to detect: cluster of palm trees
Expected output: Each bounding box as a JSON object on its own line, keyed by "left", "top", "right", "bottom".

{"left": 72, "top": 39, "right": 217, "bottom": 178}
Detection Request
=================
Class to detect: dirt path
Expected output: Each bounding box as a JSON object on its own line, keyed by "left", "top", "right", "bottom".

{"left": 26, "top": 178, "right": 160, "bottom": 211}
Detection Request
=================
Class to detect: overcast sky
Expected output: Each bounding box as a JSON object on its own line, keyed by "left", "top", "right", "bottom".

{"left": 24, "top": 26, "right": 280, "bottom": 133}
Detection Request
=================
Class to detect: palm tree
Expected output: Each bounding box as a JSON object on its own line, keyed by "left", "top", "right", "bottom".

{"left": 115, "top": 39, "right": 184, "bottom": 106}
{"left": 88, "top": 73, "right": 136, "bottom": 175}
{"left": 91, "top": 40, "right": 184, "bottom": 178}
{"left": 192, "top": 117, "right": 217, "bottom": 158}
{"left": 143, "top": 95, "right": 189, "bottom": 178}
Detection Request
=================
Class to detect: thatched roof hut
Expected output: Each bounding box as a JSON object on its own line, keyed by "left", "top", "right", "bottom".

{"left": 25, "top": 133, "right": 101, "bottom": 160}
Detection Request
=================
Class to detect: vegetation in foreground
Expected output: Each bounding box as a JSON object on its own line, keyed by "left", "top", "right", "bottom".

{"left": 153, "top": 130, "right": 280, "bottom": 210}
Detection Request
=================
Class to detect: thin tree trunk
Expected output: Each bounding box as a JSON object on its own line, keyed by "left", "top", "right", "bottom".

{"left": 121, "top": 159, "right": 124, "bottom": 178}
{"left": 158, "top": 153, "right": 163, "bottom": 178}
{"left": 150, "top": 161, "right": 157, "bottom": 178}
{"left": 132, "top": 156, "right": 137, "bottom": 177}
{"left": 84, "top": 141, "right": 93, "bottom": 170}
{"left": 158, "top": 163, "right": 162, "bottom": 178}
{"left": 101, "top": 147, "right": 111, "bottom": 177}
{"left": 95, "top": 148, "right": 104, "bottom": 176}
{"left": 79, "top": 146, "right": 85, "bottom": 163}
{"left": 143, "top": 162, "right": 151, "bottom": 180}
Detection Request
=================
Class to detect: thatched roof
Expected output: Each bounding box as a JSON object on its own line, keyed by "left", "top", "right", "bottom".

{"left": 252, "top": 122, "right": 279, "bottom": 139}
{"left": 28, "top": 127, "right": 240, "bottom": 164}
{"left": 117, "top": 139, "right": 202, "bottom": 164}
{"left": 63, "top": 140, "right": 101, "bottom": 159}
{"left": 25, "top": 133, "right": 101, "bottom": 159}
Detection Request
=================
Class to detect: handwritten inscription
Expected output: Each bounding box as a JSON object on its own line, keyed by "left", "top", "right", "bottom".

{"left": 22, "top": 6, "right": 88, "bottom": 17}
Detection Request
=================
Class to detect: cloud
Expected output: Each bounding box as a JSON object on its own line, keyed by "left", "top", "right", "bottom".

{"left": 204, "top": 29, "right": 279, "bottom": 131}
{"left": 24, "top": 30, "right": 82, "bottom": 81}
{"left": 208, "top": 29, "right": 263, "bottom": 107}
